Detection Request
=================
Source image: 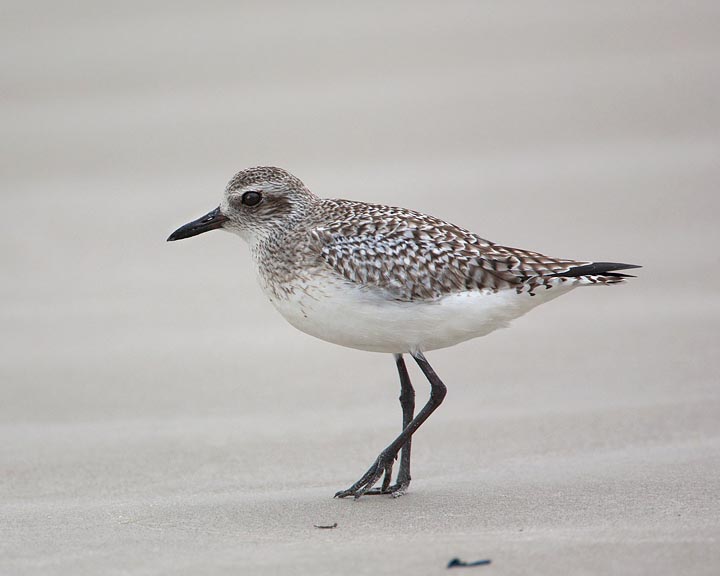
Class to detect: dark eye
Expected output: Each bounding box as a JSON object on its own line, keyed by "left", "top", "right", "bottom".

{"left": 241, "top": 191, "right": 262, "bottom": 206}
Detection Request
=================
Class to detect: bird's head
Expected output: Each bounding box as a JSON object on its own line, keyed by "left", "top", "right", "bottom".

{"left": 167, "top": 166, "right": 316, "bottom": 244}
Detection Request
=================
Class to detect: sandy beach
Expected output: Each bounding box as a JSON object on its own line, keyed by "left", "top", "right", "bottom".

{"left": 2, "top": 2, "right": 719, "bottom": 574}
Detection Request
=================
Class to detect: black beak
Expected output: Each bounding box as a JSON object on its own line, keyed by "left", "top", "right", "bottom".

{"left": 167, "top": 207, "right": 229, "bottom": 241}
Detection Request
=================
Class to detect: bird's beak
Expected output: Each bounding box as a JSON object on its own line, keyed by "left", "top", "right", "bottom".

{"left": 167, "top": 207, "right": 229, "bottom": 241}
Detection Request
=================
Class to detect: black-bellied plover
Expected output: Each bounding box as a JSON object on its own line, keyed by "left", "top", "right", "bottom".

{"left": 167, "top": 166, "right": 639, "bottom": 499}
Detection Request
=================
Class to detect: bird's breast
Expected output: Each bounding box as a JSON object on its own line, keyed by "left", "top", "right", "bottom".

{"left": 256, "top": 266, "right": 574, "bottom": 353}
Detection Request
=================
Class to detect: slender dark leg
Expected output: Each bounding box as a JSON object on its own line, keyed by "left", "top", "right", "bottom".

{"left": 395, "top": 354, "right": 416, "bottom": 487}
{"left": 367, "top": 354, "right": 416, "bottom": 496}
{"left": 335, "top": 351, "right": 447, "bottom": 499}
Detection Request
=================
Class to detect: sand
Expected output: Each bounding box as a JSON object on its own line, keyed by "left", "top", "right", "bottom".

{"left": 2, "top": 1, "right": 719, "bottom": 574}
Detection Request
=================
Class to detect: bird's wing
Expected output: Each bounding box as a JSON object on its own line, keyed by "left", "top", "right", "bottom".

{"left": 309, "top": 201, "right": 598, "bottom": 301}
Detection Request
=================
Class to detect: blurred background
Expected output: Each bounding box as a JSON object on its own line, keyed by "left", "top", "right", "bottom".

{"left": 2, "top": 1, "right": 719, "bottom": 574}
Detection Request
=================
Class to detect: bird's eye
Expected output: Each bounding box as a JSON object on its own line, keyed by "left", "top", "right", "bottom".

{"left": 241, "top": 191, "right": 262, "bottom": 206}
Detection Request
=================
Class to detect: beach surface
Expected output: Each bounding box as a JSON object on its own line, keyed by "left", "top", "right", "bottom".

{"left": 2, "top": 2, "right": 719, "bottom": 574}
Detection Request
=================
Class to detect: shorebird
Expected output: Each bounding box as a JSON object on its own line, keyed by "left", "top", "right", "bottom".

{"left": 167, "top": 167, "right": 639, "bottom": 499}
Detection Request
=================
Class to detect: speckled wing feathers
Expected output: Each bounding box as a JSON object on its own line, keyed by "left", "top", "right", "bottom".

{"left": 310, "top": 200, "right": 620, "bottom": 301}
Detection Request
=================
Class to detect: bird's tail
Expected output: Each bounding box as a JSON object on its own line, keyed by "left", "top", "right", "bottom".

{"left": 551, "top": 262, "right": 641, "bottom": 284}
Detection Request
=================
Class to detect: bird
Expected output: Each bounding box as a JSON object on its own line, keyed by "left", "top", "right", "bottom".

{"left": 167, "top": 166, "right": 639, "bottom": 499}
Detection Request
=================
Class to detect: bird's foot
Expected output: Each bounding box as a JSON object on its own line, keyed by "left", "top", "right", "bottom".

{"left": 334, "top": 449, "right": 399, "bottom": 499}
{"left": 365, "top": 480, "right": 410, "bottom": 498}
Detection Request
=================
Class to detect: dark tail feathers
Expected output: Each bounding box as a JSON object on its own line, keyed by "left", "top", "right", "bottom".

{"left": 553, "top": 262, "right": 641, "bottom": 279}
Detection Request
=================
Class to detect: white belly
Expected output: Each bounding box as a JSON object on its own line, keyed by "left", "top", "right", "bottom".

{"left": 264, "top": 276, "right": 576, "bottom": 354}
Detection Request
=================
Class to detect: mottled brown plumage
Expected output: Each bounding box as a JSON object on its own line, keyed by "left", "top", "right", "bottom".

{"left": 309, "top": 199, "right": 629, "bottom": 301}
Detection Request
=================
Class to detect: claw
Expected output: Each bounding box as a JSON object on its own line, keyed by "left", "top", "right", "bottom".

{"left": 334, "top": 450, "right": 398, "bottom": 499}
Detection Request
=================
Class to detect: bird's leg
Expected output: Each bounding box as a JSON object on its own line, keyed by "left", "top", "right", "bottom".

{"left": 395, "top": 354, "right": 417, "bottom": 488}
{"left": 366, "top": 354, "right": 415, "bottom": 496}
{"left": 335, "top": 351, "right": 446, "bottom": 499}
